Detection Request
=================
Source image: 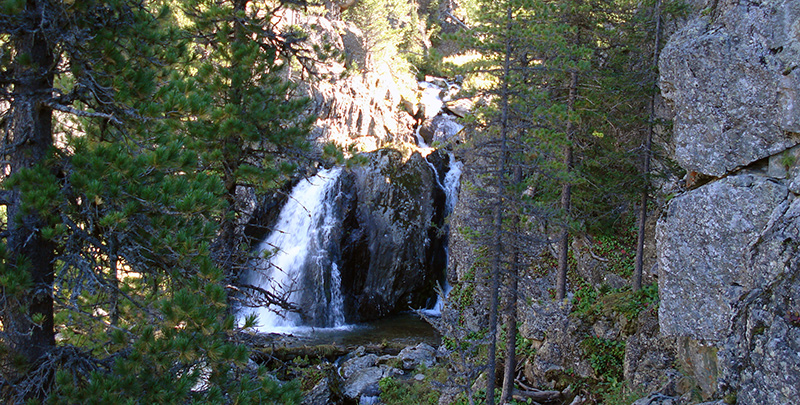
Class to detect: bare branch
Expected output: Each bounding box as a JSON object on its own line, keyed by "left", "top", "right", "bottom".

{"left": 41, "top": 100, "right": 122, "bottom": 126}
{"left": 228, "top": 283, "right": 301, "bottom": 313}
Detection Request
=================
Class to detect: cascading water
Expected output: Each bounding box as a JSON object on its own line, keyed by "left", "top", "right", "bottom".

{"left": 444, "top": 155, "right": 463, "bottom": 215}
{"left": 413, "top": 79, "right": 465, "bottom": 317}
{"left": 420, "top": 154, "right": 462, "bottom": 317}
{"left": 241, "top": 167, "right": 347, "bottom": 333}
{"left": 242, "top": 77, "right": 465, "bottom": 331}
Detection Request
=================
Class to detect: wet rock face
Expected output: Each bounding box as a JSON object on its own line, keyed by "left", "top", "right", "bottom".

{"left": 338, "top": 149, "right": 442, "bottom": 321}
{"left": 418, "top": 114, "right": 464, "bottom": 146}
{"left": 659, "top": 0, "right": 800, "bottom": 177}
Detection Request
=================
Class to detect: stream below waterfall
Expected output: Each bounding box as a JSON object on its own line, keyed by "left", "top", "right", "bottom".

{"left": 269, "top": 312, "right": 441, "bottom": 349}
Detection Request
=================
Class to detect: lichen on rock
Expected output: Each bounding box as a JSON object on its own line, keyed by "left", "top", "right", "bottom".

{"left": 659, "top": 0, "right": 800, "bottom": 177}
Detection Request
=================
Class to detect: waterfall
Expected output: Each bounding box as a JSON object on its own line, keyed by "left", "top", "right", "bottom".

{"left": 444, "top": 155, "right": 463, "bottom": 215}
{"left": 241, "top": 167, "right": 347, "bottom": 333}
{"left": 421, "top": 153, "right": 462, "bottom": 317}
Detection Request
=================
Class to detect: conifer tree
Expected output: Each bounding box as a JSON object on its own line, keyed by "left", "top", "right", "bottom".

{"left": 1, "top": 1, "right": 308, "bottom": 401}
{"left": 179, "top": 0, "right": 314, "bottom": 281}
{"left": 457, "top": 0, "right": 656, "bottom": 401}
{"left": 634, "top": 0, "right": 663, "bottom": 291}
{"left": 0, "top": 0, "right": 57, "bottom": 376}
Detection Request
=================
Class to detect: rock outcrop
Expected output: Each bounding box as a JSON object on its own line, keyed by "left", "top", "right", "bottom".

{"left": 656, "top": 0, "right": 800, "bottom": 402}
{"left": 245, "top": 8, "right": 472, "bottom": 325}
{"left": 336, "top": 344, "right": 442, "bottom": 402}
{"left": 283, "top": 11, "right": 418, "bottom": 152}
{"left": 659, "top": 0, "right": 800, "bottom": 177}
{"left": 338, "top": 148, "right": 444, "bottom": 321}
{"left": 656, "top": 174, "right": 789, "bottom": 340}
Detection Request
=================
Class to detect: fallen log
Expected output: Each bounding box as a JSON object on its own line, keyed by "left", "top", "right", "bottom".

{"left": 511, "top": 388, "right": 562, "bottom": 404}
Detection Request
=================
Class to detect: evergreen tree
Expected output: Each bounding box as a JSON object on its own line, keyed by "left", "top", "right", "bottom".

{"left": 342, "top": 0, "right": 421, "bottom": 70}
{"left": 178, "top": 0, "right": 314, "bottom": 281}
{"left": 455, "top": 0, "right": 661, "bottom": 400}
{"left": 1, "top": 1, "right": 309, "bottom": 401}
{"left": 0, "top": 0, "right": 57, "bottom": 385}
{"left": 633, "top": 0, "right": 663, "bottom": 291}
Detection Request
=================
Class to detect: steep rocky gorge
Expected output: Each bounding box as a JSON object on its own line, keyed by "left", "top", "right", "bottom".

{"left": 245, "top": 1, "right": 800, "bottom": 402}
{"left": 242, "top": 9, "right": 465, "bottom": 326}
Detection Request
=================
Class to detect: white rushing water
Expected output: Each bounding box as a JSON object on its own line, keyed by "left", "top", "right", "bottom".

{"left": 420, "top": 153, "right": 463, "bottom": 317}
{"left": 418, "top": 81, "right": 444, "bottom": 120}
{"left": 241, "top": 167, "right": 348, "bottom": 333}
{"left": 444, "top": 155, "right": 463, "bottom": 215}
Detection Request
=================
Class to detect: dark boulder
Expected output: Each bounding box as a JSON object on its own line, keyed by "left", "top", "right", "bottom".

{"left": 338, "top": 148, "right": 442, "bottom": 321}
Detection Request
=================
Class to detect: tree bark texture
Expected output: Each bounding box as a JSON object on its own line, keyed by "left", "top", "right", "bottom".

{"left": 556, "top": 70, "right": 578, "bottom": 301}
{"left": 500, "top": 168, "right": 522, "bottom": 404}
{"left": 486, "top": 6, "right": 514, "bottom": 404}
{"left": 3, "top": 0, "right": 57, "bottom": 367}
{"left": 214, "top": 0, "right": 248, "bottom": 277}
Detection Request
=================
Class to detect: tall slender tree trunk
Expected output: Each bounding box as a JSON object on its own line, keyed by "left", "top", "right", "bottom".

{"left": 634, "top": 0, "right": 662, "bottom": 291}
{"left": 500, "top": 165, "right": 522, "bottom": 404}
{"left": 4, "top": 0, "right": 57, "bottom": 369}
{"left": 556, "top": 70, "right": 578, "bottom": 301}
{"left": 486, "top": 6, "right": 514, "bottom": 404}
{"left": 109, "top": 243, "right": 120, "bottom": 326}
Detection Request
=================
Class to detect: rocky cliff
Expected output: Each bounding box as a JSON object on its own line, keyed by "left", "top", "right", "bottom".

{"left": 338, "top": 148, "right": 447, "bottom": 321}
{"left": 280, "top": 10, "right": 419, "bottom": 153}
{"left": 656, "top": 0, "right": 800, "bottom": 402}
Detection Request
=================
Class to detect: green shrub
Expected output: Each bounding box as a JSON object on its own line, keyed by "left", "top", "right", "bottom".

{"left": 582, "top": 336, "right": 625, "bottom": 382}
{"left": 379, "top": 376, "right": 439, "bottom": 405}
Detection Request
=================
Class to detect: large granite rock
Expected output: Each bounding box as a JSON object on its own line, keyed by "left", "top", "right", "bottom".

{"left": 659, "top": 0, "right": 800, "bottom": 177}
{"left": 397, "top": 343, "right": 438, "bottom": 370}
{"left": 339, "top": 149, "right": 442, "bottom": 321}
{"left": 655, "top": 2, "right": 800, "bottom": 402}
{"left": 717, "top": 199, "right": 800, "bottom": 405}
{"left": 656, "top": 173, "right": 789, "bottom": 340}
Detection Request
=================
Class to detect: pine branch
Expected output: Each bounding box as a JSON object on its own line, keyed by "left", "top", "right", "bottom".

{"left": 41, "top": 100, "right": 123, "bottom": 126}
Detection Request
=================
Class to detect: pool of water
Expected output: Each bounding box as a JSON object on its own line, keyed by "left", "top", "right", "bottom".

{"left": 269, "top": 312, "right": 441, "bottom": 349}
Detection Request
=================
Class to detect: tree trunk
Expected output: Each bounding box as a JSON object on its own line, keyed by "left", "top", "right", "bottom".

{"left": 486, "top": 6, "right": 514, "bottom": 404}
{"left": 634, "top": 0, "right": 662, "bottom": 291}
{"left": 4, "top": 0, "right": 57, "bottom": 369}
{"left": 500, "top": 167, "right": 522, "bottom": 404}
{"left": 556, "top": 70, "right": 578, "bottom": 301}
{"left": 214, "top": 0, "right": 248, "bottom": 277}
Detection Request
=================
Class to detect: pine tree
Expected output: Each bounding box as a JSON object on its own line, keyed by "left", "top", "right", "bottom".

{"left": 0, "top": 0, "right": 57, "bottom": 380}
{"left": 455, "top": 0, "right": 659, "bottom": 401}
{"left": 1, "top": 1, "right": 308, "bottom": 401}
{"left": 633, "top": 0, "right": 663, "bottom": 291}
{"left": 179, "top": 0, "right": 314, "bottom": 280}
